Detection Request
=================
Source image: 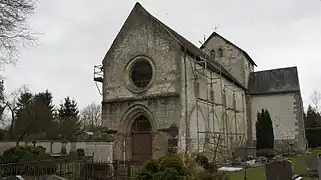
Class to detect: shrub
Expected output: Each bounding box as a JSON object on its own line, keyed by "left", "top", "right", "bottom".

{"left": 0, "top": 146, "right": 57, "bottom": 176}
{"left": 1, "top": 146, "right": 49, "bottom": 163}
{"left": 77, "top": 148, "right": 85, "bottom": 156}
{"left": 256, "top": 149, "right": 276, "bottom": 159}
{"left": 158, "top": 155, "right": 185, "bottom": 175}
{"left": 195, "top": 153, "right": 209, "bottom": 167}
{"left": 61, "top": 146, "right": 67, "bottom": 155}
{"left": 136, "top": 155, "right": 186, "bottom": 180}
{"left": 135, "top": 153, "right": 229, "bottom": 180}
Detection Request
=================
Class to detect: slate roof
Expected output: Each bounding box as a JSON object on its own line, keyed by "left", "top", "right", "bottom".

{"left": 131, "top": 3, "right": 246, "bottom": 89}
{"left": 248, "top": 66, "right": 300, "bottom": 95}
{"left": 200, "top": 32, "right": 257, "bottom": 66}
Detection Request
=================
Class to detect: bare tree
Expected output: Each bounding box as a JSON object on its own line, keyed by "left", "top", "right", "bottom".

{"left": 80, "top": 102, "right": 102, "bottom": 131}
{"left": 310, "top": 90, "right": 321, "bottom": 111}
{"left": 0, "top": 85, "right": 29, "bottom": 139}
{"left": 0, "top": 0, "right": 38, "bottom": 63}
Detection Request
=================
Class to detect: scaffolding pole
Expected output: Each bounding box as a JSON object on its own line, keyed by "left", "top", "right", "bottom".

{"left": 144, "top": 21, "right": 248, "bottom": 161}
{"left": 188, "top": 44, "right": 247, "bottom": 159}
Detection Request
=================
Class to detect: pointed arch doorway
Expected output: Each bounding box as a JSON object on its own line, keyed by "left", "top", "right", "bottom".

{"left": 131, "top": 115, "right": 152, "bottom": 164}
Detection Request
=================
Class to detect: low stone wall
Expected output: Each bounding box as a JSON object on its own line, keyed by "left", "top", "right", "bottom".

{"left": 0, "top": 141, "right": 113, "bottom": 162}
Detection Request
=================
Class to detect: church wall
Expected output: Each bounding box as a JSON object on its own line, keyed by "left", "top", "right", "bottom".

{"left": 102, "top": 97, "right": 181, "bottom": 161}
{"left": 102, "top": 9, "right": 182, "bottom": 103}
{"left": 181, "top": 53, "right": 248, "bottom": 156}
{"left": 201, "top": 36, "right": 251, "bottom": 87}
{"left": 101, "top": 11, "right": 184, "bottom": 160}
{"left": 244, "top": 59, "right": 254, "bottom": 88}
{"left": 250, "top": 92, "right": 306, "bottom": 152}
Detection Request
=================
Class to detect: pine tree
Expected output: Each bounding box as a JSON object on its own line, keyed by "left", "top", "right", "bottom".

{"left": 33, "top": 90, "right": 56, "bottom": 139}
{"left": 57, "top": 97, "right": 81, "bottom": 141}
{"left": 305, "top": 105, "right": 321, "bottom": 128}
{"left": 14, "top": 91, "right": 35, "bottom": 145}
{"left": 33, "top": 91, "right": 52, "bottom": 133}
{"left": 305, "top": 104, "right": 321, "bottom": 148}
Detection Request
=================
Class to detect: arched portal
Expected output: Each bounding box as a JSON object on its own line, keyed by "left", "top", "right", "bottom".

{"left": 131, "top": 115, "right": 152, "bottom": 164}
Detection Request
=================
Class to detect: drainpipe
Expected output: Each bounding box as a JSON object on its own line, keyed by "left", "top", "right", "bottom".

{"left": 123, "top": 139, "right": 126, "bottom": 162}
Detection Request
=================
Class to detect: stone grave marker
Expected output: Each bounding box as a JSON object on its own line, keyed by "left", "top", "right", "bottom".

{"left": 306, "top": 155, "right": 318, "bottom": 172}
{"left": 265, "top": 159, "right": 293, "bottom": 180}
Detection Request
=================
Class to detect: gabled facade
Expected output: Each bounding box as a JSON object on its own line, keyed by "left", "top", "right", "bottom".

{"left": 101, "top": 2, "right": 183, "bottom": 163}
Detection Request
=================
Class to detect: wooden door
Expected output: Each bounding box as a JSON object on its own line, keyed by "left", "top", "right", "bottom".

{"left": 131, "top": 115, "right": 152, "bottom": 164}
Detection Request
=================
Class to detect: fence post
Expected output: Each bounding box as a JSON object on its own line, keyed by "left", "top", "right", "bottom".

{"left": 127, "top": 161, "right": 131, "bottom": 177}
{"left": 113, "top": 160, "right": 118, "bottom": 180}
{"left": 317, "top": 154, "right": 321, "bottom": 180}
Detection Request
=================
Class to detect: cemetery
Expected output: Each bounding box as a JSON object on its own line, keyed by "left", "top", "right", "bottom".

{"left": 225, "top": 149, "right": 321, "bottom": 180}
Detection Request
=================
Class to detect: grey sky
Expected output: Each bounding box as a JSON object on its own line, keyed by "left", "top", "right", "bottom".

{"left": 3, "top": 0, "right": 321, "bottom": 109}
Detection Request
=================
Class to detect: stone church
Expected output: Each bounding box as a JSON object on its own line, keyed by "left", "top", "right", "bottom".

{"left": 95, "top": 2, "right": 306, "bottom": 164}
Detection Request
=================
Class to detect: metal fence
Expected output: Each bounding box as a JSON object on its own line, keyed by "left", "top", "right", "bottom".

{"left": 0, "top": 157, "right": 143, "bottom": 179}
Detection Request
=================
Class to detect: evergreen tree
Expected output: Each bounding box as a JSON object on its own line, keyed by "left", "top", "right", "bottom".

{"left": 13, "top": 90, "right": 57, "bottom": 142}
{"left": 305, "top": 105, "right": 321, "bottom": 128}
{"left": 256, "top": 109, "right": 274, "bottom": 150}
{"left": 57, "top": 97, "right": 81, "bottom": 141}
{"left": 14, "top": 91, "right": 35, "bottom": 145}
{"left": 304, "top": 104, "right": 321, "bottom": 148}
{"left": 33, "top": 90, "right": 55, "bottom": 139}
{"left": 264, "top": 109, "right": 274, "bottom": 149}
{"left": 255, "top": 110, "right": 262, "bottom": 150}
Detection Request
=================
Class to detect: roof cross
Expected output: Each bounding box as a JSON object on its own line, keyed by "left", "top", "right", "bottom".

{"left": 213, "top": 25, "right": 219, "bottom": 32}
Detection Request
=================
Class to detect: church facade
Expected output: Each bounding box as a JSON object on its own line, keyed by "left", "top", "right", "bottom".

{"left": 97, "top": 2, "right": 306, "bottom": 164}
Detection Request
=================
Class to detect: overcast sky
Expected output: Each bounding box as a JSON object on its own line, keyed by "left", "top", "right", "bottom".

{"left": 3, "top": 0, "right": 321, "bottom": 109}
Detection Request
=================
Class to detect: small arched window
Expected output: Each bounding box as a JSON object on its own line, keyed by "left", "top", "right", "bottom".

{"left": 218, "top": 48, "right": 223, "bottom": 57}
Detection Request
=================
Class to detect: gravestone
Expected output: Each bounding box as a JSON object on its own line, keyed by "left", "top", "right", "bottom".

{"left": 306, "top": 155, "right": 318, "bottom": 172}
{"left": 70, "top": 142, "right": 77, "bottom": 153}
{"left": 265, "top": 159, "right": 293, "bottom": 180}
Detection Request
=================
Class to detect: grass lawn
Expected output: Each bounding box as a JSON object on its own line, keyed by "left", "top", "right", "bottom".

{"left": 226, "top": 150, "right": 321, "bottom": 180}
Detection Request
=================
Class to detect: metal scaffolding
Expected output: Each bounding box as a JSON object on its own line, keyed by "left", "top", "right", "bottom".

{"left": 188, "top": 46, "right": 246, "bottom": 161}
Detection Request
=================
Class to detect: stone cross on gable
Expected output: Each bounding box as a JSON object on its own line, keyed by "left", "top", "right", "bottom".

{"left": 213, "top": 25, "right": 219, "bottom": 32}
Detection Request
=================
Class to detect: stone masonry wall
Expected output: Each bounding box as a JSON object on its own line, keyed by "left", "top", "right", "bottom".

{"left": 101, "top": 8, "right": 183, "bottom": 161}
{"left": 182, "top": 54, "right": 248, "bottom": 157}
{"left": 102, "top": 97, "right": 181, "bottom": 160}
{"left": 251, "top": 92, "right": 306, "bottom": 152}
{"left": 102, "top": 8, "right": 181, "bottom": 103}
{"left": 201, "top": 36, "right": 254, "bottom": 87}
{"left": 0, "top": 141, "right": 113, "bottom": 162}
{"left": 293, "top": 91, "right": 307, "bottom": 152}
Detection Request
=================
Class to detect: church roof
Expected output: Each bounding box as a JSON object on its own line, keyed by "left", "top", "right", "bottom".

{"left": 200, "top": 32, "right": 257, "bottom": 66}
{"left": 129, "top": 2, "right": 245, "bottom": 89}
{"left": 248, "top": 66, "right": 300, "bottom": 95}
